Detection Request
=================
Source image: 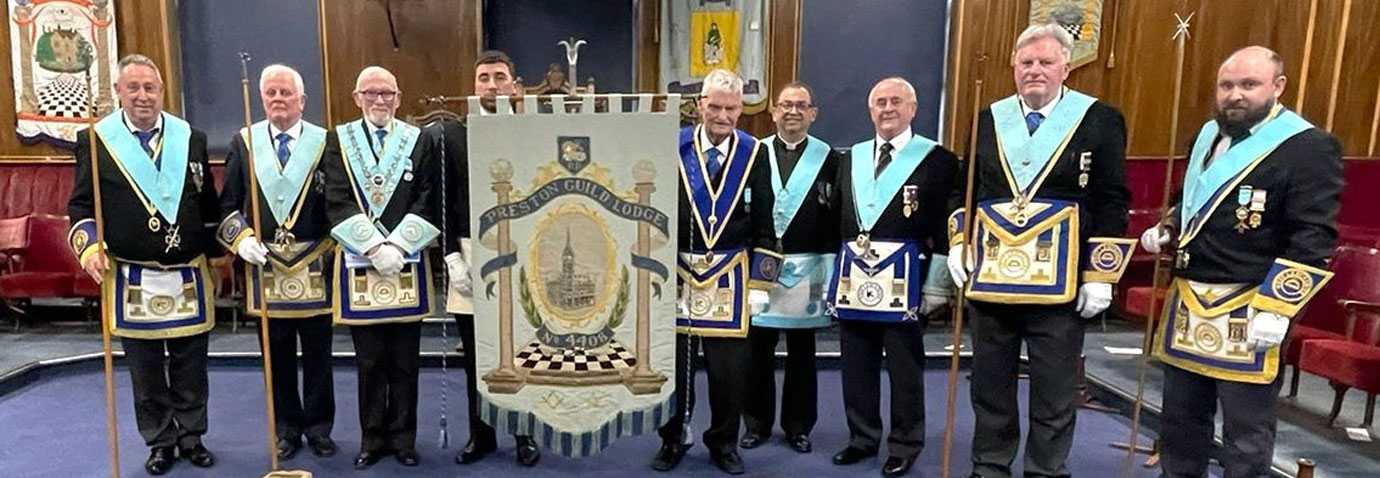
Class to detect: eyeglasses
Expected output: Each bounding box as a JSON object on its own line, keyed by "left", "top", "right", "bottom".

{"left": 357, "top": 90, "right": 398, "bottom": 101}
{"left": 775, "top": 101, "right": 814, "bottom": 112}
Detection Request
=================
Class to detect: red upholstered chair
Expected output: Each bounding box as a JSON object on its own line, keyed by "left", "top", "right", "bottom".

{"left": 0, "top": 215, "right": 79, "bottom": 327}
{"left": 1114, "top": 208, "right": 1167, "bottom": 320}
{"left": 1284, "top": 245, "right": 1374, "bottom": 397}
{"left": 1297, "top": 246, "right": 1380, "bottom": 428}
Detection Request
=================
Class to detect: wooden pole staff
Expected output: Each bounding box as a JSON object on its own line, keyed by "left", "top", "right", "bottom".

{"left": 87, "top": 63, "right": 121, "bottom": 478}
{"left": 940, "top": 71, "right": 984, "bottom": 478}
{"left": 1324, "top": 0, "right": 1353, "bottom": 132}
{"left": 1295, "top": 0, "right": 1319, "bottom": 112}
{"left": 1122, "top": 12, "right": 1193, "bottom": 478}
{"left": 239, "top": 52, "right": 281, "bottom": 473}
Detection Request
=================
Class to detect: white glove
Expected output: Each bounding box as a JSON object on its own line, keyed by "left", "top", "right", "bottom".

{"left": 947, "top": 244, "right": 971, "bottom": 288}
{"left": 920, "top": 293, "right": 948, "bottom": 316}
{"left": 1246, "top": 311, "right": 1289, "bottom": 351}
{"left": 1140, "top": 225, "right": 1172, "bottom": 254}
{"left": 749, "top": 289, "right": 770, "bottom": 315}
{"left": 236, "top": 236, "right": 269, "bottom": 266}
{"left": 1075, "top": 282, "right": 1113, "bottom": 318}
{"left": 367, "top": 243, "right": 405, "bottom": 277}
{"left": 445, "top": 251, "right": 473, "bottom": 298}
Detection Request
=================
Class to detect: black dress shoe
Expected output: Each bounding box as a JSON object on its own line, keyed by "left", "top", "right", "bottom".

{"left": 144, "top": 447, "right": 175, "bottom": 475}
{"left": 738, "top": 432, "right": 766, "bottom": 449}
{"left": 354, "top": 450, "right": 383, "bottom": 470}
{"left": 179, "top": 444, "right": 215, "bottom": 468}
{"left": 277, "top": 438, "right": 301, "bottom": 460}
{"left": 710, "top": 450, "right": 746, "bottom": 475}
{"left": 306, "top": 436, "right": 336, "bottom": 457}
{"left": 881, "top": 456, "right": 915, "bottom": 478}
{"left": 455, "top": 439, "right": 497, "bottom": 464}
{"left": 832, "top": 446, "right": 877, "bottom": 465}
{"left": 786, "top": 433, "right": 812, "bottom": 453}
{"left": 650, "top": 443, "right": 688, "bottom": 472}
{"left": 395, "top": 448, "right": 420, "bottom": 466}
{"left": 515, "top": 435, "right": 541, "bottom": 466}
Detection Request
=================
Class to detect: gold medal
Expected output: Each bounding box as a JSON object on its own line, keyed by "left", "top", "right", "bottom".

{"left": 1078, "top": 173, "right": 1089, "bottom": 188}
{"left": 1248, "top": 212, "right": 1262, "bottom": 228}
{"left": 148, "top": 216, "right": 161, "bottom": 232}
{"left": 903, "top": 204, "right": 913, "bottom": 218}
{"left": 371, "top": 192, "right": 385, "bottom": 205}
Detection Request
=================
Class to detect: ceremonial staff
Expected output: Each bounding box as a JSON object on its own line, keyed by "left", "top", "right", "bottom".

{"left": 428, "top": 95, "right": 452, "bottom": 451}
{"left": 238, "top": 52, "right": 282, "bottom": 473}
{"left": 940, "top": 73, "right": 984, "bottom": 478}
{"left": 86, "top": 62, "right": 122, "bottom": 478}
{"left": 1122, "top": 13, "right": 1193, "bottom": 478}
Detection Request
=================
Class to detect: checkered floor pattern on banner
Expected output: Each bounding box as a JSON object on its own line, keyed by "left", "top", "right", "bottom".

{"left": 515, "top": 341, "right": 637, "bottom": 372}
{"left": 36, "top": 75, "right": 90, "bottom": 119}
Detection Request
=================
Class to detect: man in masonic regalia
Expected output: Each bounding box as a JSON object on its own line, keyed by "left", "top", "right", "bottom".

{"left": 68, "top": 54, "right": 221, "bottom": 476}
{"left": 321, "top": 65, "right": 441, "bottom": 470}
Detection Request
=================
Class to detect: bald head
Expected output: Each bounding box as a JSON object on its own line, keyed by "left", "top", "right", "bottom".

{"left": 1214, "top": 46, "right": 1286, "bottom": 137}
{"left": 869, "top": 77, "right": 917, "bottom": 140}
{"left": 353, "top": 66, "right": 401, "bottom": 127}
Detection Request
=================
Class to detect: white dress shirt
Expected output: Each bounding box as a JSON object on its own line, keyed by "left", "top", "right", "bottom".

{"left": 269, "top": 120, "right": 303, "bottom": 154}
{"left": 698, "top": 125, "right": 733, "bottom": 167}
{"left": 874, "top": 127, "right": 913, "bottom": 169}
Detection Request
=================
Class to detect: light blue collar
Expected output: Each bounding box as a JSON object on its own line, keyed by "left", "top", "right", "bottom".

{"left": 991, "top": 90, "right": 1097, "bottom": 195}
{"left": 250, "top": 120, "right": 327, "bottom": 224}
{"left": 764, "top": 134, "right": 830, "bottom": 238}
{"left": 95, "top": 109, "right": 192, "bottom": 223}
{"left": 849, "top": 135, "right": 937, "bottom": 231}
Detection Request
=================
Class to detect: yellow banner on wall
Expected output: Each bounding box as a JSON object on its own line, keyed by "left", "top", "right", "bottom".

{"left": 689, "top": 10, "right": 741, "bottom": 77}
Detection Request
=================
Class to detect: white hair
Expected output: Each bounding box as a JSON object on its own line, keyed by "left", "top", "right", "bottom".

{"left": 1014, "top": 23, "right": 1074, "bottom": 63}
{"left": 354, "top": 66, "right": 397, "bottom": 91}
{"left": 700, "top": 69, "right": 744, "bottom": 96}
{"left": 259, "top": 64, "right": 305, "bottom": 96}
{"left": 868, "top": 77, "right": 917, "bottom": 103}
{"left": 117, "top": 53, "right": 162, "bottom": 82}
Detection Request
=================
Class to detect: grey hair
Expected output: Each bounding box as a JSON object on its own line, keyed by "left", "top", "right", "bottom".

{"left": 117, "top": 54, "right": 162, "bottom": 81}
{"left": 701, "top": 69, "right": 744, "bottom": 96}
{"left": 354, "top": 66, "right": 398, "bottom": 91}
{"left": 260, "top": 64, "right": 306, "bottom": 96}
{"left": 868, "top": 77, "right": 917, "bottom": 103}
{"left": 1014, "top": 23, "right": 1074, "bottom": 63}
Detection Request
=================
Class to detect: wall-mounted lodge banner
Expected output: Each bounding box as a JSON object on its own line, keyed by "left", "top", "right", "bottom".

{"left": 467, "top": 94, "right": 680, "bottom": 457}
{"left": 1029, "top": 0, "right": 1103, "bottom": 70}
{"left": 8, "top": 0, "right": 119, "bottom": 145}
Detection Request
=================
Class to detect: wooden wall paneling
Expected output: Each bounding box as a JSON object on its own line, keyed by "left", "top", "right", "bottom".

{"left": 1328, "top": 0, "right": 1380, "bottom": 156}
{"left": 635, "top": 0, "right": 660, "bottom": 92}
{"left": 321, "top": 0, "right": 478, "bottom": 126}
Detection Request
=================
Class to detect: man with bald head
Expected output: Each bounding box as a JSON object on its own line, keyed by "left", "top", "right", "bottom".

{"left": 951, "top": 23, "right": 1131, "bottom": 478}
{"left": 68, "top": 54, "right": 221, "bottom": 475}
{"left": 217, "top": 64, "right": 336, "bottom": 461}
{"left": 827, "top": 77, "right": 958, "bottom": 478}
{"left": 322, "top": 65, "right": 441, "bottom": 469}
{"left": 1141, "top": 46, "right": 1341, "bottom": 478}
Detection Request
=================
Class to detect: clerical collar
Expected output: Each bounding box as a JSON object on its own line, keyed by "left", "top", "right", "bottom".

{"left": 698, "top": 125, "right": 733, "bottom": 159}
{"left": 1019, "top": 87, "right": 1065, "bottom": 118}
{"left": 777, "top": 135, "right": 806, "bottom": 151}
{"left": 122, "top": 111, "right": 164, "bottom": 135}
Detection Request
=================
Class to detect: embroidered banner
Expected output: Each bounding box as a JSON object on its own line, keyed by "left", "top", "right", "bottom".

{"left": 1029, "top": 0, "right": 1103, "bottom": 69}
{"left": 660, "top": 0, "right": 767, "bottom": 105}
{"left": 466, "top": 94, "right": 680, "bottom": 457}
{"left": 8, "top": 0, "right": 119, "bottom": 146}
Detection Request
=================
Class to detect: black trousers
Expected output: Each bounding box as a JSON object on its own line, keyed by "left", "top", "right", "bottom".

{"left": 839, "top": 320, "right": 927, "bottom": 459}
{"left": 454, "top": 313, "right": 504, "bottom": 446}
{"left": 1159, "top": 364, "right": 1284, "bottom": 478}
{"left": 657, "top": 333, "right": 751, "bottom": 455}
{"left": 121, "top": 332, "right": 210, "bottom": 449}
{"left": 259, "top": 314, "right": 335, "bottom": 441}
{"left": 349, "top": 321, "right": 421, "bottom": 453}
{"left": 968, "top": 300, "right": 1083, "bottom": 478}
{"left": 744, "top": 325, "right": 818, "bottom": 437}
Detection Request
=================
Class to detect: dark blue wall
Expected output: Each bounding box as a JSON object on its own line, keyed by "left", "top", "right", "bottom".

{"left": 178, "top": 0, "right": 324, "bottom": 155}
{"left": 799, "top": 0, "right": 949, "bottom": 146}
{"left": 483, "top": 0, "right": 635, "bottom": 94}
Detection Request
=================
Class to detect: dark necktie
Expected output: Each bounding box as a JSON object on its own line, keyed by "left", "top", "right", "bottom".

{"left": 1025, "top": 112, "right": 1045, "bottom": 134}
{"left": 275, "top": 133, "right": 292, "bottom": 167}
{"left": 705, "top": 148, "right": 723, "bottom": 179}
{"left": 876, "top": 142, "right": 894, "bottom": 178}
{"left": 134, "top": 129, "right": 158, "bottom": 157}
{"left": 373, "top": 129, "right": 388, "bottom": 157}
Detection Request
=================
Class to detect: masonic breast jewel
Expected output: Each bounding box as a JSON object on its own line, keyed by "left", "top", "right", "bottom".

{"left": 1234, "top": 185, "right": 1266, "bottom": 233}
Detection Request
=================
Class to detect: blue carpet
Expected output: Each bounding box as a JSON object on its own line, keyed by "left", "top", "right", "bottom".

{"left": 0, "top": 364, "right": 1160, "bottom": 478}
